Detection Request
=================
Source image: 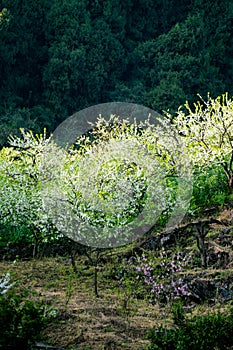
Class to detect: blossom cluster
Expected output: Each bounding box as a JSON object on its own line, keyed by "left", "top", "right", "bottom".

{"left": 0, "top": 273, "right": 15, "bottom": 295}
{"left": 135, "top": 249, "right": 190, "bottom": 303}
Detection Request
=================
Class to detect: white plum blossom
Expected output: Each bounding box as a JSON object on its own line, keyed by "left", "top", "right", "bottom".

{"left": 0, "top": 273, "right": 15, "bottom": 295}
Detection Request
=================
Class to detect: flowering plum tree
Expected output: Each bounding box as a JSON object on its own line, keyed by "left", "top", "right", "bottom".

{"left": 43, "top": 114, "right": 192, "bottom": 249}
{"left": 41, "top": 113, "right": 192, "bottom": 295}
{"left": 0, "top": 130, "right": 60, "bottom": 257}
{"left": 172, "top": 93, "right": 233, "bottom": 190}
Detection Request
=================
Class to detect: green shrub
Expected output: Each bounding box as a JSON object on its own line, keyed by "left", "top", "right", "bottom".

{"left": 190, "top": 165, "right": 229, "bottom": 215}
{"left": 0, "top": 291, "right": 46, "bottom": 349}
{"left": 146, "top": 307, "right": 233, "bottom": 350}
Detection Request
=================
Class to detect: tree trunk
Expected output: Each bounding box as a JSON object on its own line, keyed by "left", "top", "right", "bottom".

{"left": 194, "top": 222, "right": 209, "bottom": 269}
{"left": 71, "top": 244, "right": 78, "bottom": 273}
{"left": 84, "top": 248, "right": 101, "bottom": 297}
{"left": 228, "top": 174, "right": 233, "bottom": 190}
{"left": 94, "top": 264, "right": 99, "bottom": 298}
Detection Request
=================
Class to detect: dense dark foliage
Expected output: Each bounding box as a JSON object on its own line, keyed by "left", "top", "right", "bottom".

{"left": 147, "top": 304, "right": 233, "bottom": 350}
{"left": 1, "top": 0, "right": 233, "bottom": 145}
{"left": 0, "top": 291, "right": 46, "bottom": 349}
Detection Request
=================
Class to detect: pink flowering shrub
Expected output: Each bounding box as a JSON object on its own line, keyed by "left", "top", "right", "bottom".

{"left": 135, "top": 249, "right": 190, "bottom": 304}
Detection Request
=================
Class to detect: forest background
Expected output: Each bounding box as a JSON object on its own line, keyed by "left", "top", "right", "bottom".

{"left": 1, "top": 0, "right": 233, "bottom": 144}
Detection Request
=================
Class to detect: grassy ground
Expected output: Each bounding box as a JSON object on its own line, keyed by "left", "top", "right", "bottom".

{"left": 0, "top": 257, "right": 158, "bottom": 349}
{"left": 0, "top": 247, "right": 232, "bottom": 350}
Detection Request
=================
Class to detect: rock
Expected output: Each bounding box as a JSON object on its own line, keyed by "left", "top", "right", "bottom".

{"left": 220, "top": 287, "right": 233, "bottom": 301}
{"left": 187, "top": 279, "right": 217, "bottom": 302}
